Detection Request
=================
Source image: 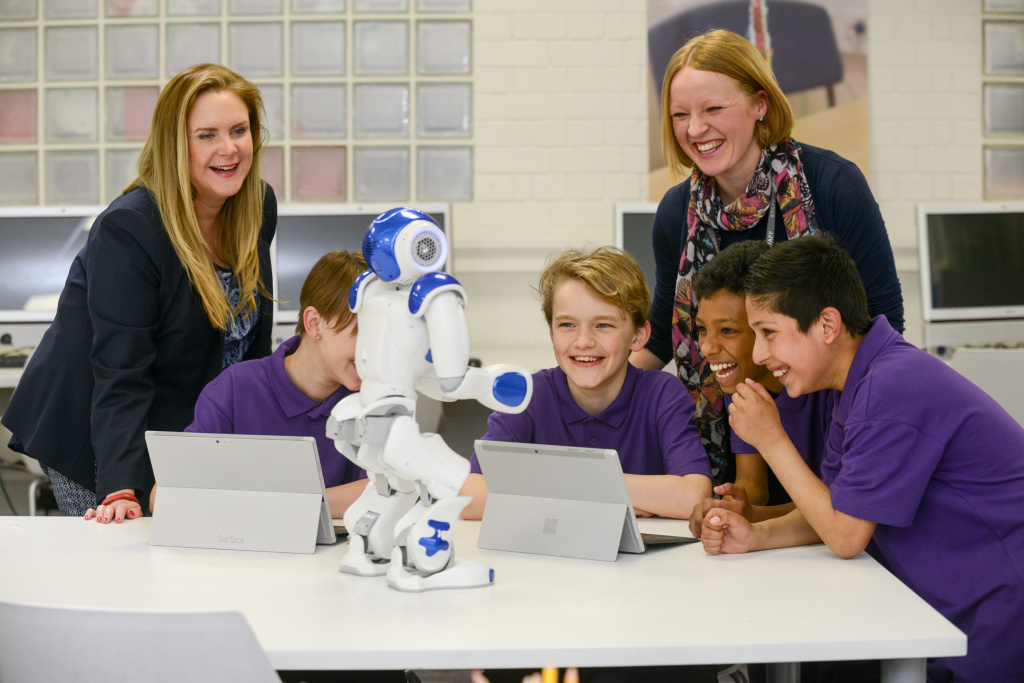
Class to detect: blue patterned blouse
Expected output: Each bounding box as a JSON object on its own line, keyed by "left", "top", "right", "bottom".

{"left": 215, "top": 264, "right": 261, "bottom": 369}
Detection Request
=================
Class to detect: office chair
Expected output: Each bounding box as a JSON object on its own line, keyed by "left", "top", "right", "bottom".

{"left": 20, "top": 454, "right": 50, "bottom": 516}
{"left": 648, "top": 0, "right": 843, "bottom": 105}
{"left": 0, "top": 420, "right": 51, "bottom": 516}
{"left": 0, "top": 601, "right": 282, "bottom": 683}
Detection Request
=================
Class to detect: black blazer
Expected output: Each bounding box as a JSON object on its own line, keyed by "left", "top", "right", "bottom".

{"left": 2, "top": 185, "right": 277, "bottom": 501}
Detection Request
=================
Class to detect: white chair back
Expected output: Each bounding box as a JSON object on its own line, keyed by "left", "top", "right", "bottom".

{"left": 0, "top": 601, "right": 281, "bottom": 683}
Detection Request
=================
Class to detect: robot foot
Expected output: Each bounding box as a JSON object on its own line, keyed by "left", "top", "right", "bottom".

{"left": 339, "top": 534, "right": 391, "bottom": 577}
{"left": 385, "top": 547, "right": 493, "bottom": 592}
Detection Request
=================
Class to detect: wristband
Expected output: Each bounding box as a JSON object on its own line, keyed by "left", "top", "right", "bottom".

{"left": 101, "top": 492, "right": 139, "bottom": 507}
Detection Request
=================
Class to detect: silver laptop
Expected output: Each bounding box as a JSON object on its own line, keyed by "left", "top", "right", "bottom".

{"left": 474, "top": 440, "right": 698, "bottom": 562}
{"left": 147, "top": 432, "right": 336, "bottom": 554}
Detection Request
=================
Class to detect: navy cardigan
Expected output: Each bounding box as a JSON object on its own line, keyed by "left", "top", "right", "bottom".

{"left": 646, "top": 142, "right": 904, "bottom": 363}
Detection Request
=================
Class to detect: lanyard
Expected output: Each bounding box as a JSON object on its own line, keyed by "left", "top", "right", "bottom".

{"left": 765, "top": 182, "right": 777, "bottom": 247}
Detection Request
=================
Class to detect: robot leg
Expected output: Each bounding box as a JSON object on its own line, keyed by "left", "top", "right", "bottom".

{"left": 381, "top": 415, "right": 469, "bottom": 501}
{"left": 377, "top": 417, "right": 491, "bottom": 591}
{"left": 338, "top": 443, "right": 418, "bottom": 577}
{"left": 387, "top": 495, "right": 492, "bottom": 592}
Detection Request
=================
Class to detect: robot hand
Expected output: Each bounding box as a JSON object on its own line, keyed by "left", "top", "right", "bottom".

{"left": 418, "top": 363, "right": 533, "bottom": 414}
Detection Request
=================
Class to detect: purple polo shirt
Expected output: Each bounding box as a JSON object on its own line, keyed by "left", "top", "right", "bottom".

{"left": 186, "top": 335, "right": 365, "bottom": 488}
{"left": 822, "top": 316, "right": 1024, "bottom": 683}
{"left": 470, "top": 364, "right": 711, "bottom": 480}
{"left": 729, "top": 389, "right": 832, "bottom": 476}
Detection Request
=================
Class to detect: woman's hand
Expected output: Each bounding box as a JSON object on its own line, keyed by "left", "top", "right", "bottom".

{"left": 84, "top": 488, "right": 143, "bottom": 524}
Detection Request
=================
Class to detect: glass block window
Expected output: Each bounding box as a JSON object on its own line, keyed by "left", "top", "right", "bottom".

{"left": 0, "top": 1, "right": 473, "bottom": 205}
{"left": 984, "top": 21, "right": 1024, "bottom": 74}
{"left": 984, "top": 147, "right": 1024, "bottom": 199}
{"left": 982, "top": 12, "right": 1024, "bottom": 200}
{"left": 986, "top": 0, "right": 1024, "bottom": 11}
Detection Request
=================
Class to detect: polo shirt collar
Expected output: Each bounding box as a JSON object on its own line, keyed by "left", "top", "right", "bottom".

{"left": 268, "top": 335, "right": 346, "bottom": 420}
{"left": 553, "top": 363, "right": 638, "bottom": 428}
{"left": 835, "top": 315, "right": 898, "bottom": 420}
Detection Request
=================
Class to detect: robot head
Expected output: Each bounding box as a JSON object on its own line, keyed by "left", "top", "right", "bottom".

{"left": 362, "top": 208, "right": 448, "bottom": 285}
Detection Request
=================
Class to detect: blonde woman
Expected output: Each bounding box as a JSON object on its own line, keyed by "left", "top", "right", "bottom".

{"left": 631, "top": 30, "right": 903, "bottom": 488}
{"left": 2, "top": 63, "right": 276, "bottom": 524}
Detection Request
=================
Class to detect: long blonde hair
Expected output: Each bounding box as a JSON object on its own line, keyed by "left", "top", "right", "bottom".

{"left": 128, "top": 63, "right": 268, "bottom": 330}
{"left": 660, "top": 30, "right": 793, "bottom": 180}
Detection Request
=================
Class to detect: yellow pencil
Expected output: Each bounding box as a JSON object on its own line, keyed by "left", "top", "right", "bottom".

{"left": 541, "top": 664, "right": 558, "bottom": 683}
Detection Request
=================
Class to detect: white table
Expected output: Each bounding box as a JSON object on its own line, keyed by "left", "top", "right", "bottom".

{"left": 0, "top": 516, "right": 964, "bottom": 681}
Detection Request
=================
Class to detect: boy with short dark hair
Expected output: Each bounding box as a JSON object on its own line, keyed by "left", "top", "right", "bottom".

{"left": 689, "top": 241, "right": 832, "bottom": 535}
{"left": 461, "top": 246, "right": 712, "bottom": 520}
{"left": 695, "top": 240, "right": 786, "bottom": 506}
{"left": 184, "top": 251, "right": 370, "bottom": 518}
{"left": 702, "top": 234, "right": 1024, "bottom": 683}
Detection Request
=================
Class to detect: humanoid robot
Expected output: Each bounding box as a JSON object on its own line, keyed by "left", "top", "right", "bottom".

{"left": 327, "top": 207, "right": 532, "bottom": 592}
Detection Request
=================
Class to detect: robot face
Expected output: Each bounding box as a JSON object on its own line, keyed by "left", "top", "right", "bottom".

{"left": 410, "top": 231, "right": 442, "bottom": 268}
{"left": 363, "top": 208, "right": 448, "bottom": 284}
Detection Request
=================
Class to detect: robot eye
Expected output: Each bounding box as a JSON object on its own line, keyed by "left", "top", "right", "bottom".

{"left": 411, "top": 232, "right": 442, "bottom": 267}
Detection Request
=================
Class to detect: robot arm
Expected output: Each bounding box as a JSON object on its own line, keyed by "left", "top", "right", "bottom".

{"left": 411, "top": 272, "right": 534, "bottom": 414}
{"left": 409, "top": 272, "right": 470, "bottom": 392}
{"left": 418, "top": 364, "right": 532, "bottom": 414}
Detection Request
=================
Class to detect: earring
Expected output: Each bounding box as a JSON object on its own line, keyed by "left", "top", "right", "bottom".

{"left": 759, "top": 116, "right": 764, "bottom": 122}
{"left": 315, "top": 333, "right": 322, "bottom": 340}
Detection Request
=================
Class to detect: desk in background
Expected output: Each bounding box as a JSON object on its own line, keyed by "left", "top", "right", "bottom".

{"left": 0, "top": 368, "right": 22, "bottom": 391}
{"left": 0, "top": 516, "right": 964, "bottom": 681}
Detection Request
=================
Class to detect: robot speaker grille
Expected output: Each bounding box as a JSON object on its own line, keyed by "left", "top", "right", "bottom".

{"left": 412, "top": 233, "right": 442, "bottom": 267}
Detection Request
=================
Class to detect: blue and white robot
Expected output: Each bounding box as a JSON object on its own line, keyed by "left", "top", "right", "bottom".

{"left": 327, "top": 208, "right": 532, "bottom": 592}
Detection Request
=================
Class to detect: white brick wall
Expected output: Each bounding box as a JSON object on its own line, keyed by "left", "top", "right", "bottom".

{"left": 868, "top": 0, "right": 982, "bottom": 252}
{"left": 457, "top": 0, "right": 649, "bottom": 366}
{"left": 868, "top": 0, "right": 984, "bottom": 346}
{"left": 463, "top": 1, "right": 989, "bottom": 362}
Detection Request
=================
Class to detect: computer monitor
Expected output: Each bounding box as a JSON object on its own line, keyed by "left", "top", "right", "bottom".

{"left": 917, "top": 202, "right": 1024, "bottom": 352}
{"left": 0, "top": 205, "right": 102, "bottom": 352}
{"left": 917, "top": 202, "right": 1024, "bottom": 323}
{"left": 0, "top": 203, "right": 451, "bottom": 349}
{"left": 613, "top": 202, "right": 658, "bottom": 297}
{"left": 0, "top": 206, "right": 103, "bottom": 327}
{"left": 273, "top": 203, "right": 451, "bottom": 330}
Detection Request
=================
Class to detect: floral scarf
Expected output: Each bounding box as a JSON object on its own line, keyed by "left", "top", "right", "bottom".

{"left": 670, "top": 137, "right": 818, "bottom": 483}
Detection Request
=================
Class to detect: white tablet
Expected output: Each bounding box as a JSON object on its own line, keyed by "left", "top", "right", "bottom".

{"left": 474, "top": 440, "right": 697, "bottom": 562}
{"left": 146, "top": 432, "right": 336, "bottom": 554}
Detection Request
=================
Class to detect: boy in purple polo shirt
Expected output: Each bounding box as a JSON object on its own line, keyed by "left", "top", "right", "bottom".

{"left": 689, "top": 241, "right": 832, "bottom": 536}
{"left": 460, "top": 246, "right": 712, "bottom": 520}
{"left": 181, "top": 251, "right": 369, "bottom": 518}
{"left": 702, "top": 235, "right": 1024, "bottom": 682}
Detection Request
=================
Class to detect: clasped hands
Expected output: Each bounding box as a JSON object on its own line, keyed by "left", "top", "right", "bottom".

{"left": 689, "top": 378, "right": 786, "bottom": 554}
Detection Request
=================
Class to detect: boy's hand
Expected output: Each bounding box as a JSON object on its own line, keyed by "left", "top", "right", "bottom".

{"left": 727, "top": 379, "right": 786, "bottom": 454}
{"left": 688, "top": 485, "right": 748, "bottom": 537}
{"left": 717, "top": 482, "right": 749, "bottom": 506}
{"left": 700, "top": 508, "right": 757, "bottom": 554}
